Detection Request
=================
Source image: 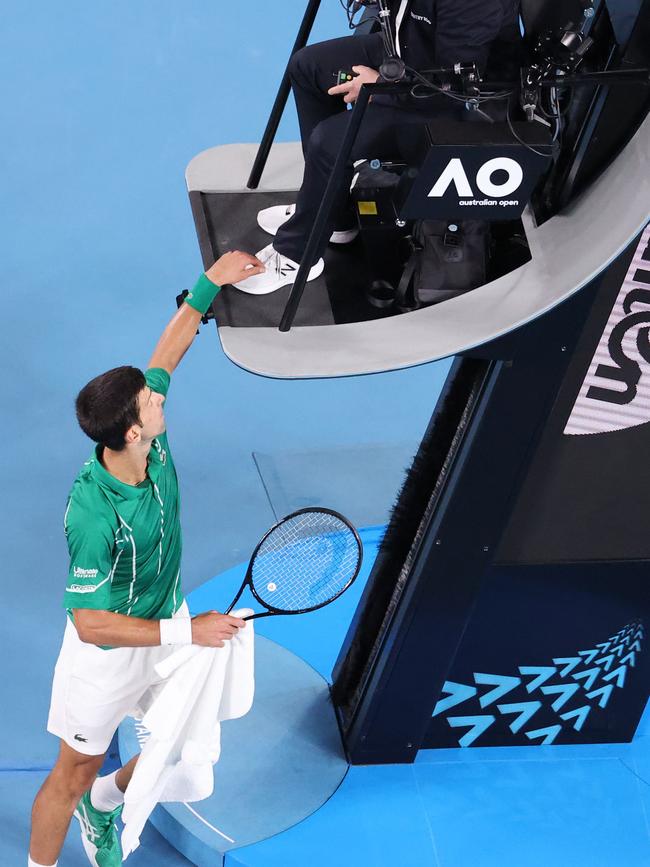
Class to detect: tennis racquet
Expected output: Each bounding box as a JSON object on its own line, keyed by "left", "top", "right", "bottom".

{"left": 225, "top": 508, "right": 363, "bottom": 621}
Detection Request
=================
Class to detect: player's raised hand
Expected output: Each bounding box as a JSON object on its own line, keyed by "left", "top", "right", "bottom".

{"left": 191, "top": 611, "right": 246, "bottom": 647}
{"left": 328, "top": 65, "right": 380, "bottom": 104}
{"left": 206, "top": 250, "right": 265, "bottom": 287}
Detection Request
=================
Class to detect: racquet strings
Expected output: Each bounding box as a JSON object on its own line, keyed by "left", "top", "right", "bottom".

{"left": 251, "top": 511, "right": 360, "bottom": 612}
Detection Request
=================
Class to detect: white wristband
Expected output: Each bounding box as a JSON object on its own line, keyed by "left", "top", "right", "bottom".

{"left": 159, "top": 617, "right": 193, "bottom": 646}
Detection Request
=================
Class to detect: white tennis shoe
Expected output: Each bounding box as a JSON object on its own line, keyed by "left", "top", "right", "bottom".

{"left": 257, "top": 204, "right": 359, "bottom": 244}
{"left": 233, "top": 243, "right": 324, "bottom": 295}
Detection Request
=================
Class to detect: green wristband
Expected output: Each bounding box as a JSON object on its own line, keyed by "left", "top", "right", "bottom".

{"left": 185, "top": 272, "right": 221, "bottom": 315}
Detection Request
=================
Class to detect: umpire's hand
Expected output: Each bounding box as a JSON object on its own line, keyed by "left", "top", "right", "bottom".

{"left": 328, "top": 65, "right": 380, "bottom": 104}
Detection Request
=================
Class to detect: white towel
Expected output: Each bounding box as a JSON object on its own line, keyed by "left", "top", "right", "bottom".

{"left": 121, "top": 609, "right": 255, "bottom": 859}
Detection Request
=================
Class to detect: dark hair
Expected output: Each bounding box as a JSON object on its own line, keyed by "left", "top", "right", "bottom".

{"left": 76, "top": 366, "right": 147, "bottom": 451}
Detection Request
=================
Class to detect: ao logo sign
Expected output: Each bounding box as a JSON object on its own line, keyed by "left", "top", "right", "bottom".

{"left": 428, "top": 157, "right": 524, "bottom": 199}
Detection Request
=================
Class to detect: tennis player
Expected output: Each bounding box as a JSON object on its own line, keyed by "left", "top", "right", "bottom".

{"left": 28, "top": 250, "right": 264, "bottom": 867}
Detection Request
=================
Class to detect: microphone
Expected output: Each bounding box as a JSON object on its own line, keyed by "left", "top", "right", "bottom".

{"left": 349, "top": 0, "right": 377, "bottom": 13}
{"left": 348, "top": 0, "right": 374, "bottom": 15}
{"left": 345, "top": 0, "right": 406, "bottom": 81}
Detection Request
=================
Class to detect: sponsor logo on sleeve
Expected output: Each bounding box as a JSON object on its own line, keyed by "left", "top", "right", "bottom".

{"left": 69, "top": 566, "right": 100, "bottom": 593}
{"left": 73, "top": 567, "right": 98, "bottom": 579}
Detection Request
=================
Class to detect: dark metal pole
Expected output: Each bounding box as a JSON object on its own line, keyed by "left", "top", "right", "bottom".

{"left": 540, "top": 68, "right": 650, "bottom": 87}
{"left": 247, "top": 0, "right": 323, "bottom": 190}
{"left": 278, "top": 85, "right": 372, "bottom": 333}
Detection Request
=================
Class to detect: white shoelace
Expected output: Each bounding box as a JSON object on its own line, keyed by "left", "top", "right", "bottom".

{"left": 275, "top": 251, "right": 285, "bottom": 277}
{"left": 258, "top": 247, "right": 279, "bottom": 269}
{"left": 77, "top": 802, "right": 100, "bottom": 842}
{"left": 257, "top": 245, "right": 299, "bottom": 280}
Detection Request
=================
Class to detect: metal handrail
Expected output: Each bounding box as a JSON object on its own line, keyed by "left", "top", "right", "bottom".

{"left": 279, "top": 79, "right": 414, "bottom": 332}
{"left": 247, "top": 0, "right": 323, "bottom": 190}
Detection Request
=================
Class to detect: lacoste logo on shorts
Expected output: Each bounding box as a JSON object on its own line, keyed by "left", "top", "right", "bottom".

{"left": 74, "top": 734, "right": 88, "bottom": 743}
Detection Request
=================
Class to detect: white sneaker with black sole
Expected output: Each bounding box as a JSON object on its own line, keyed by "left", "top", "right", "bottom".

{"left": 233, "top": 243, "right": 325, "bottom": 295}
{"left": 257, "top": 204, "right": 359, "bottom": 244}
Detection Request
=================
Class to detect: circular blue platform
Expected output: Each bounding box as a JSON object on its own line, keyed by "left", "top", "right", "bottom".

{"left": 118, "top": 634, "right": 348, "bottom": 866}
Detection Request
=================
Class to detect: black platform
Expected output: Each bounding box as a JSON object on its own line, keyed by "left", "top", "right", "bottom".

{"left": 189, "top": 189, "right": 532, "bottom": 332}
{"left": 190, "top": 189, "right": 402, "bottom": 328}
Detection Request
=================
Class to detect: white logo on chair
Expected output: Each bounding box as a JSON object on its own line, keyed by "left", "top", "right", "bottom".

{"left": 428, "top": 157, "right": 524, "bottom": 202}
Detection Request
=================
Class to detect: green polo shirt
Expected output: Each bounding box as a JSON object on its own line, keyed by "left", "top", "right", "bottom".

{"left": 63, "top": 368, "right": 184, "bottom": 622}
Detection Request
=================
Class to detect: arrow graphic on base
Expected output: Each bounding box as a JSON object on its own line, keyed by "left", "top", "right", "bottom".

{"left": 519, "top": 666, "right": 557, "bottom": 693}
{"left": 541, "top": 682, "right": 580, "bottom": 711}
{"left": 603, "top": 665, "right": 627, "bottom": 689}
{"left": 447, "top": 715, "right": 496, "bottom": 747}
{"left": 553, "top": 657, "right": 583, "bottom": 677}
{"left": 474, "top": 673, "right": 522, "bottom": 708}
{"left": 585, "top": 684, "right": 614, "bottom": 709}
{"left": 572, "top": 667, "right": 601, "bottom": 691}
{"left": 432, "top": 681, "right": 477, "bottom": 717}
{"left": 433, "top": 620, "right": 641, "bottom": 748}
{"left": 560, "top": 705, "right": 591, "bottom": 732}
{"left": 594, "top": 654, "right": 615, "bottom": 672}
{"left": 525, "top": 725, "right": 562, "bottom": 745}
{"left": 497, "top": 701, "right": 542, "bottom": 734}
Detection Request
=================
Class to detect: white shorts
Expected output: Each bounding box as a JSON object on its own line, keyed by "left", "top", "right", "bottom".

{"left": 47, "top": 602, "right": 190, "bottom": 756}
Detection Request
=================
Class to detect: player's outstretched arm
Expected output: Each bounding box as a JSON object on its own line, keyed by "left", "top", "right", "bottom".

{"left": 148, "top": 251, "right": 264, "bottom": 374}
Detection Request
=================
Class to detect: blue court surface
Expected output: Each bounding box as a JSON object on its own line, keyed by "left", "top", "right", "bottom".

{"left": 1, "top": 3, "right": 648, "bottom": 866}
{"left": 125, "top": 532, "right": 650, "bottom": 867}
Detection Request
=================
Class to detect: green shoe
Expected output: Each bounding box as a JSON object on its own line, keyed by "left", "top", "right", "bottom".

{"left": 74, "top": 790, "right": 123, "bottom": 867}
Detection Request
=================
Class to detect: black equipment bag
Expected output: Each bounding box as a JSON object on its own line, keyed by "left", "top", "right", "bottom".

{"left": 396, "top": 220, "right": 489, "bottom": 311}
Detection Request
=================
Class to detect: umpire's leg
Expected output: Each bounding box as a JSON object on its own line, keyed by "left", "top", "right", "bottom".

{"left": 274, "top": 103, "right": 413, "bottom": 264}
{"left": 288, "top": 33, "right": 385, "bottom": 153}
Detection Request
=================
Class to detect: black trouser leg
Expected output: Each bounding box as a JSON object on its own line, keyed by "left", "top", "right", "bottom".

{"left": 288, "top": 33, "right": 385, "bottom": 154}
{"left": 274, "top": 104, "right": 447, "bottom": 264}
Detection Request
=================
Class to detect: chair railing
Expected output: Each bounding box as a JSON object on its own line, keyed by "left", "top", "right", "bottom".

{"left": 246, "top": 0, "right": 323, "bottom": 190}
